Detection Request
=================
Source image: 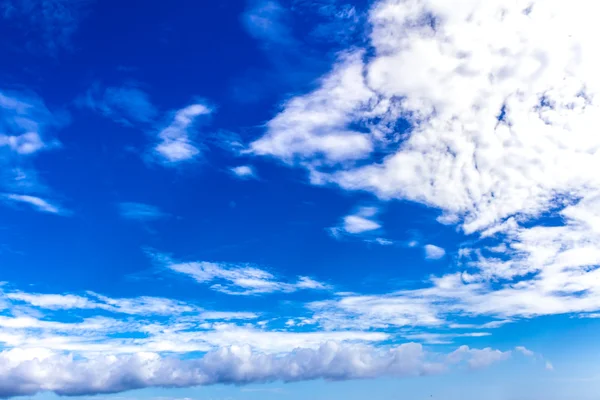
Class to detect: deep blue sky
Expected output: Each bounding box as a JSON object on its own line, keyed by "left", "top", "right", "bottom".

{"left": 2, "top": 0, "right": 600, "bottom": 399}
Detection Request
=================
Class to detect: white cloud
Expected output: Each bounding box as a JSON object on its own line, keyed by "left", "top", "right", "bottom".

{"left": 230, "top": 165, "right": 257, "bottom": 179}
{"left": 515, "top": 346, "right": 534, "bottom": 357}
{"left": 2, "top": 194, "right": 64, "bottom": 215}
{"left": 330, "top": 206, "right": 382, "bottom": 238}
{"left": 249, "top": 0, "right": 600, "bottom": 325}
{"left": 403, "top": 332, "right": 491, "bottom": 345}
{"left": 0, "top": 90, "right": 64, "bottom": 194}
{"left": 118, "top": 202, "right": 167, "bottom": 221}
{"left": 166, "top": 259, "right": 330, "bottom": 295}
{"left": 424, "top": 244, "right": 445, "bottom": 260}
{"left": 199, "top": 312, "right": 259, "bottom": 321}
{"left": 0, "top": 341, "right": 513, "bottom": 397}
{"left": 153, "top": 103, "right": 211, "bottom": 164}
{"left": 448, "top": 346, "right": 511, "bottom": 369}
{"left": 4, "top": 290, "right": 197, "bottom": 316}
{"left": 545, "top": 361, "right": 554, "bottom": 371}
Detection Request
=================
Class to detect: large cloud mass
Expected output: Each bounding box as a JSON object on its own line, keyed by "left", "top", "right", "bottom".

{"left": 252, "top": 0, "right": 600, "bottom": 321}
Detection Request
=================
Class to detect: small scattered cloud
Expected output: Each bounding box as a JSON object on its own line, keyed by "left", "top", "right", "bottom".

{"left": 424, "top": 244, "right": 445, "bottom": 260}
{"left": 153, "top": 252, "right": 330, "bottom": 296}
{"left": 152, "top": 103, "right": 211, "bottom": 165}
{"left": 330, "top": 207, "right": 382, "bottom": 239}
{"left": 2, "top": 194, "right": 65, "bottom": 215}
{"left": 230, "top": 165, "right": 257, "bottom": 179}
{"left": 118, "top": 202, "right": 167, "bottom": 221}
{"left": 545, "top": 361, "right": 554, "bottom": 371}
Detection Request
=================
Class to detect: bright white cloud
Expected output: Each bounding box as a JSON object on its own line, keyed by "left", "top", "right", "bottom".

{"left": 230, "top": 165, "right": 257, "bottom": 179}
{"left": 118, "top": 202, "right": 167, "bottom": 221}
{"left": 2, "top": 194, "right": 64, "bottom": 215}
{"left": 0, "top": 341, "right": 514, "bottom": 397}
{"left": 250, "top": 0, "right": 600, "bottom": 325}
{"left": 153, "top": 103, "right": 211, "bottom": 164}
{"left": 424, "top": 244, "right": 445, "bottom": 260}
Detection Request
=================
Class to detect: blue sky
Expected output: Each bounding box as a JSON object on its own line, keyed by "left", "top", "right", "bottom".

{"left": 2, "top": 0, "right": 600, "bottom": 398}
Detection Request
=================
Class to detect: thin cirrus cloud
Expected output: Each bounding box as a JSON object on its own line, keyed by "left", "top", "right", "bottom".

{"left": 151, "top": 252, "right": 331, "bottom": 295}
{"left": 0, "top": 89, "right": 64, "bottom": 195}
{"left": 249, "top": 0, "right": 600, "bottom": 327}
{"left": 2, "top": 193, "right": 65, "bottom": 215}
{"left": 168, "top": 260, "right": 330, "bottom": 295}
{"left": 0, "top": 0, "right": 92, "bottom": 53}
{"left": 118, "top": 202, "right": 168, "bottom": 221}
{"left": 79, "top": 83, "right": 158, "bottom": 126}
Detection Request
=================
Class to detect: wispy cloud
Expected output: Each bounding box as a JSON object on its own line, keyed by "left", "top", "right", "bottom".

{"left": 153, "top": 252, "right": 330, "bottom": 295}
{"left": 0, "top": 89, "right": 66, "bottom": 198}
{"left": 1, "top": 0, "right": 92, "bottom": 54}
{"left": 152, "top": 103, "right": 211, "bottom": 165}
{"left": 118, "top": 202, "right": 167, "bottom": 221}
{"left": 79, "top": 83, "right": 157, "bottom": 126}
{"left": 2, "top": 193, "right": 65, "bottom": 215}
{"left": 242, "top": 0, "right": 294, "bottom": 46}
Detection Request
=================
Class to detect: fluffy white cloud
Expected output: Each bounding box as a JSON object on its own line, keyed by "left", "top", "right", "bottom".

{"left": 0, "top": 341, "right": 512, "bottom": 398}
{"left": 250, "top": 0, "right": 600, "bottom": 324}
{"left": 153, "top": 103, "right": 210, "bottom": 164}
{"left": 424, "top": 244, "right": 445, "bottom": 260}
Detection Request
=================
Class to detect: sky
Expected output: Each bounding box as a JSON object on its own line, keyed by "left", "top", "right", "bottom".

{"left": 1, "top": 0, "right": 600, "bottom": 399}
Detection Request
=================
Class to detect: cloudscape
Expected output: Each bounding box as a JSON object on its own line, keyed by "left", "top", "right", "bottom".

{"left": 1, "top": 1, "right": 599, "bottom": 399}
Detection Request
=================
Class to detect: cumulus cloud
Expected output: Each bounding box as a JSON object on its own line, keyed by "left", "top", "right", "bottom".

{"left": 118, "top": 202, "right": 167, "bottom": 221}
{"left": 250, "top": 0, "right": 600, "bottom": 325}
{"left": 0, "top": 341, "right": 513, "bottom": 398}
{"left": 153, "top": 103, "right": 211, "bottom": 165}
{"left": 424, "top": 244, "right": 445, "bottom": 260}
